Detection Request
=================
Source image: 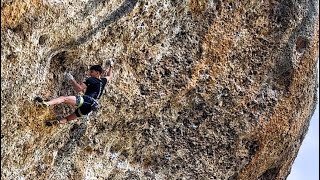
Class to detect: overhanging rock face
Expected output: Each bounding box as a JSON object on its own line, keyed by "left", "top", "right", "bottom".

{"left": 1, "top": 0, "right": 319, "bottom": 179}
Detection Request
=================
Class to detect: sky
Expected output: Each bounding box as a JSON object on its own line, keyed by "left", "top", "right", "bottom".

{"left": 287, "top": 61, "right": 319, "bottom": 180}
{"left": 287, "top": 99, "right": 319, "bottom": 180}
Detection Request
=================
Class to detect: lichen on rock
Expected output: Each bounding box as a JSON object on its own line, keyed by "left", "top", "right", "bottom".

{"left": 1, "top": 0, "right": 319, "bottom": 179}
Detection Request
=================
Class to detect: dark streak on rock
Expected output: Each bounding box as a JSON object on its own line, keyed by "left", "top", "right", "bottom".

{"left": 273, "top": 0, "right": 317, "bottom": 94}
{"left": 81, "top": 0, "right": 110, "bottom": 18}
{"left": 71, "top": 0, "right": 138, "bottom": 46}
{"left": 258, "top": 166, "right": 281, "bottom": 180}
{"left": 40, "top": 0, "right": 138, "bottom": 70}
{"left": 54, "top": 122, "right": 87, "bottom": 167}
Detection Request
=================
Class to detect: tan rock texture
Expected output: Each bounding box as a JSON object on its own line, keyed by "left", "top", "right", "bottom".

{"left": 1, "top": 0, "right": 319, "bottom": 179}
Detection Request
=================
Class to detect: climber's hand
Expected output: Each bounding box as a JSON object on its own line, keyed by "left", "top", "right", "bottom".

{"left": 65, "top": 72, "right": 74, "bottom": 81}
{"left": 109, "top": 59, "right": 114, "bottom": 67}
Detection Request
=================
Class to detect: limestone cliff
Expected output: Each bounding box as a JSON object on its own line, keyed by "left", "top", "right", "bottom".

{"left": 1, "top": 0, "right": 319, "bottom": 179}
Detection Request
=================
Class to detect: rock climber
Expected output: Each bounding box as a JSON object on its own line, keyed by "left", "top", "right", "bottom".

{"left": 35, "top": 60, "right": 114, "bottom": 126}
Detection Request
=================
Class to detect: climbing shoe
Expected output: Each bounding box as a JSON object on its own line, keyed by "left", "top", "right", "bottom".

{"left": 34, "top": 96, "right": 49, "bottom": 107}
{"left": 45, "top": 119, "right": 60, "bottom": 127}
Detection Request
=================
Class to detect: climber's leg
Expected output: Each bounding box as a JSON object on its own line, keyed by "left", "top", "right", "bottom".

{"left": 46, "top": 96, "right": 77, "bottom": 106}
{"left": 58, "top": 113, "right": 78, "bottom": 124}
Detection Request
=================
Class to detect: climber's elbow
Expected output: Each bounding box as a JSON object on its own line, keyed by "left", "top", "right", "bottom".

{"left": 76, "top": 83, "right": 87, "bottom": 93}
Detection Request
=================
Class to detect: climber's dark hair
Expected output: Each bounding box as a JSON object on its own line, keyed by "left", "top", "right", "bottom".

{"left": 90, "top": 65, "right": 103, "bottom": 74}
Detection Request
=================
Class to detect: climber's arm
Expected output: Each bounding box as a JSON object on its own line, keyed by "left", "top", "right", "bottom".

{"left": 65, "top": 73, "right": 87, "bottom": 93}
{"left": 102, "top": 59, "right": 114, "bottom": 82}
{"left": 103, "top": 66, "right": 113, "bottom": 82}
{"left": 70, "top": 79, "right": 87, "bottom": 93}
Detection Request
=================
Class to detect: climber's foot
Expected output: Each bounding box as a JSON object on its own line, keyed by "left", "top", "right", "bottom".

{"left": 34, "top": 96, "right": 49, "bottom": 107}
{"left": 45, "top": 119, "right": 60, "bottom": 127}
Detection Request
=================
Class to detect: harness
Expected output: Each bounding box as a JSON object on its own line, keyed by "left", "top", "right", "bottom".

{"left": 77, "top": 94, "right": 100, "bottom": 111}
{"left": 88, "top": 96, "right": 100, "bottom": 112}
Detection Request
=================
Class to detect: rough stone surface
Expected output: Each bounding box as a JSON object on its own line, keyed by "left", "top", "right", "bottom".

{"left": 1, "top": 0, "right": 319, "bottom": 179}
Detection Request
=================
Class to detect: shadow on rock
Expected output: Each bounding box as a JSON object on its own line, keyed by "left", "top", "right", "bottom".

{"left": 54, "top": 122, "right": 88, "bottom": 166}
